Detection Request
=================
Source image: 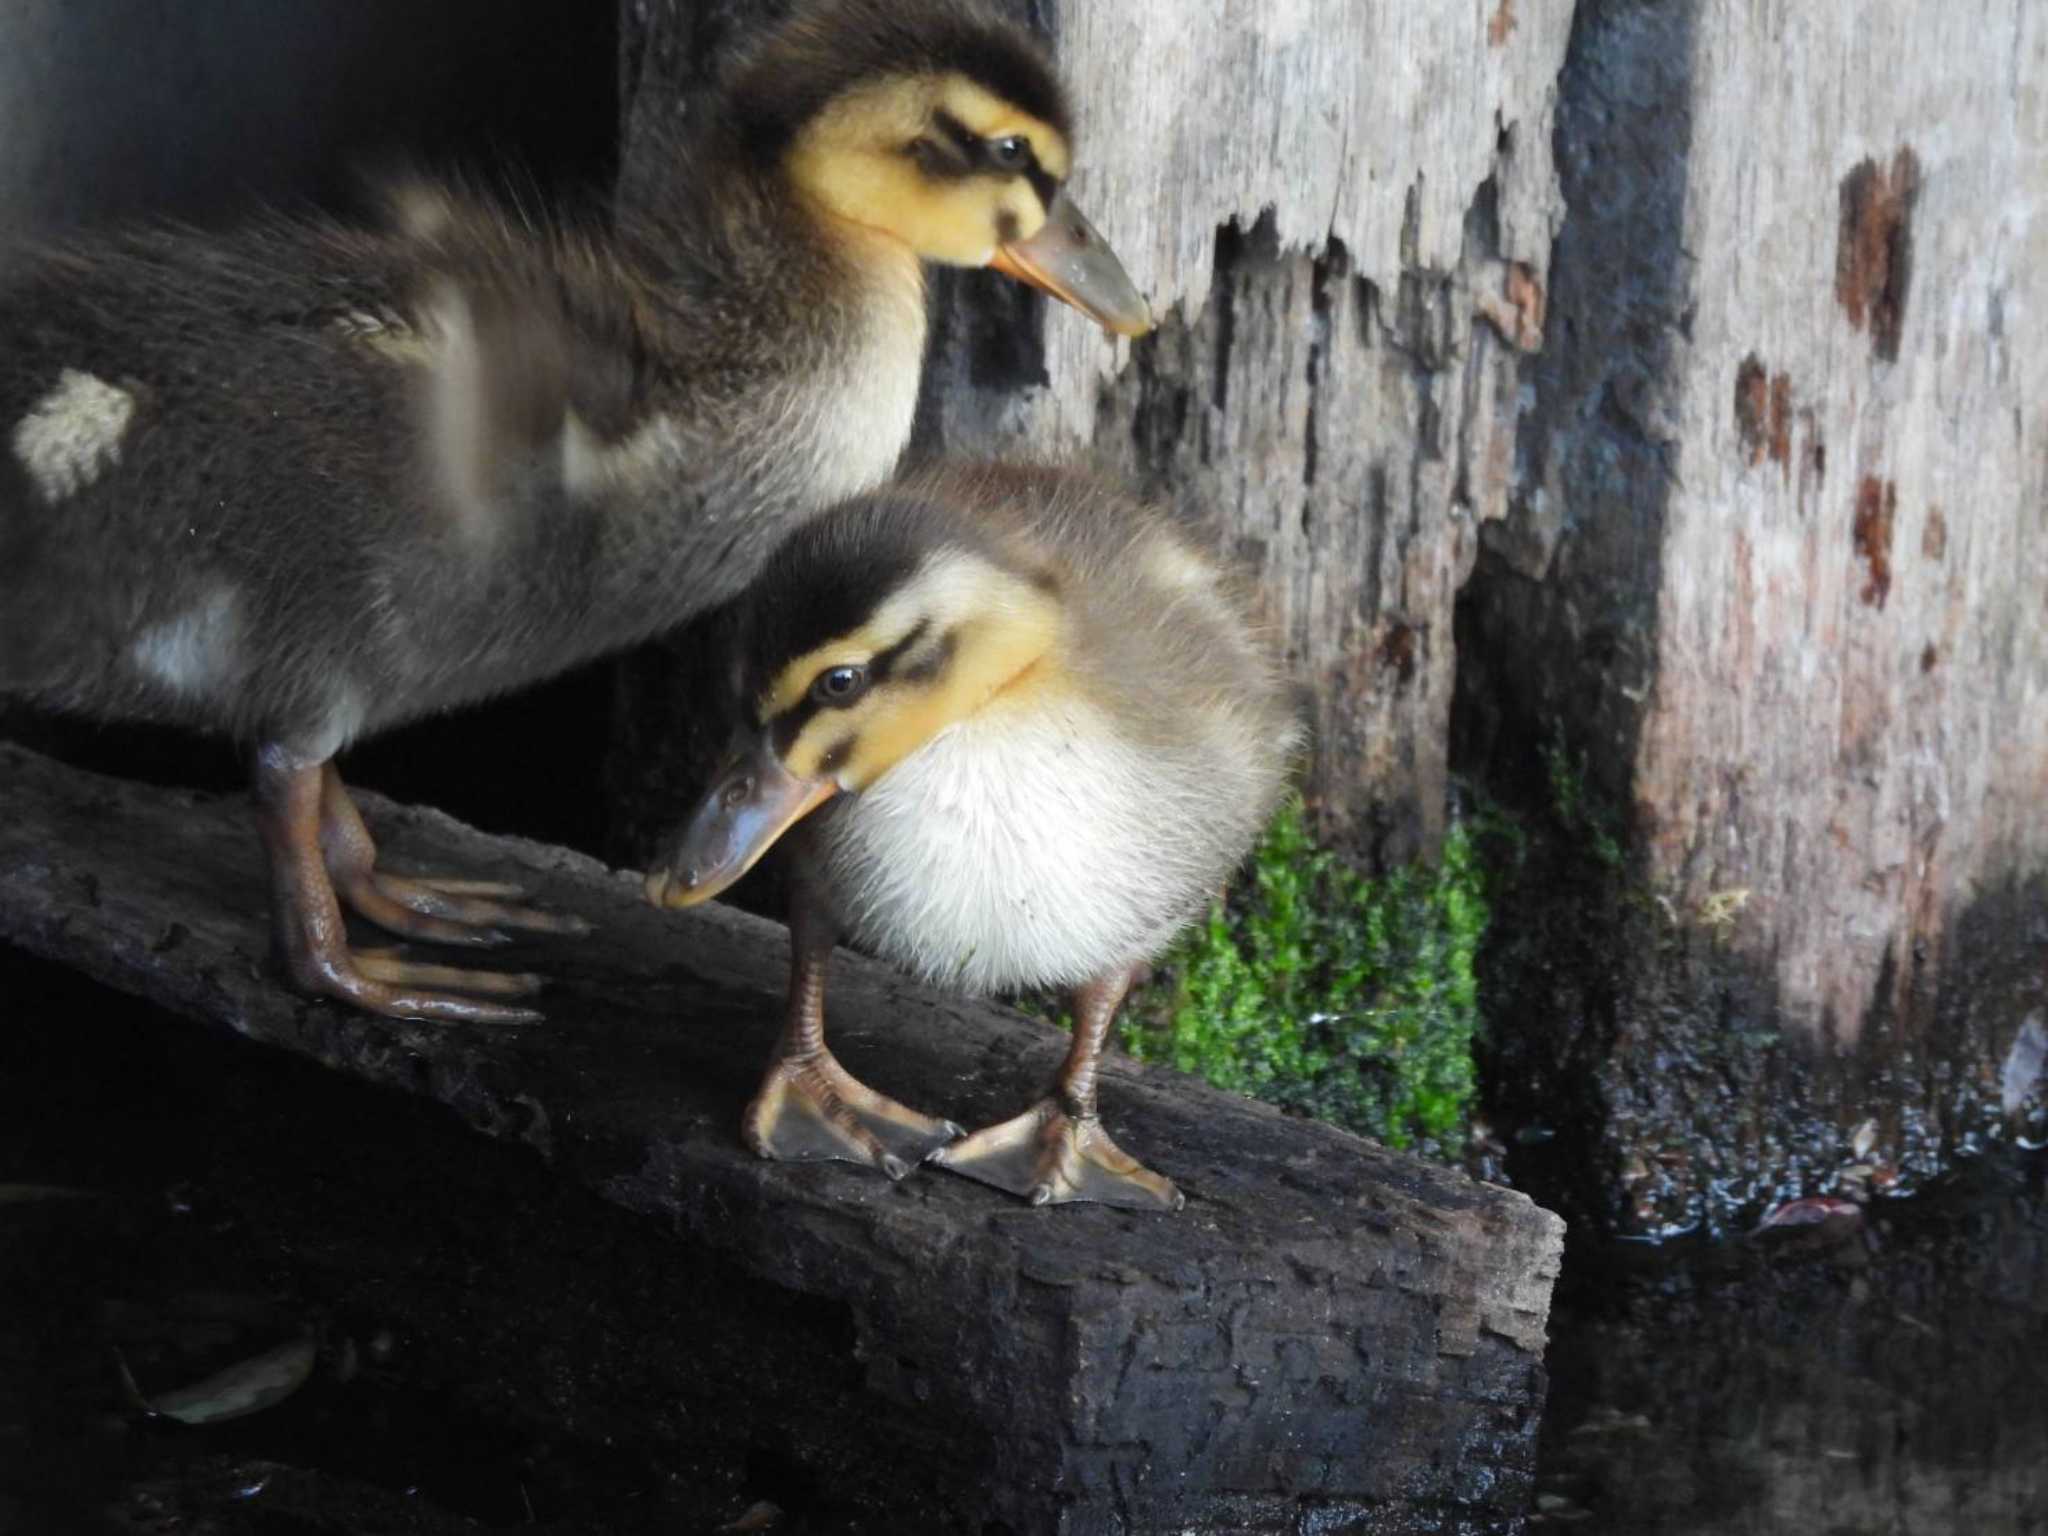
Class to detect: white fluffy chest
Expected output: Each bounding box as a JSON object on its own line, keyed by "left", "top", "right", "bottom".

{"left": 786, "top": 298, "right": 925, "bottom": 504}
{"left": 814, "top": 700, "right": 1202, "bottom": 995}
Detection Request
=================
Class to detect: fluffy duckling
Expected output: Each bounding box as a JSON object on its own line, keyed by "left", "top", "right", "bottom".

{"left": 0, "top": 0, "right": 1150, "bottom": 1025}
{"left": 648, "top": 465, "right": 1302, "bottom": 1210}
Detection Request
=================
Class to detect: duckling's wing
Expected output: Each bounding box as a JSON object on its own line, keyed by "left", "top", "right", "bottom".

{"left": 0, "top": 211, "right": 650, "bottom": 733}
{"left": 365, "top": 181, "right": 680, "bottom": 530}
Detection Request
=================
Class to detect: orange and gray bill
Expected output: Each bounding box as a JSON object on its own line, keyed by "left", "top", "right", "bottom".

{"left": 991, "top": 193, "right": 1153, "bottom": 338}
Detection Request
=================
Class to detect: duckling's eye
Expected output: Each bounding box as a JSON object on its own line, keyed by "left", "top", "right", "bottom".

{"left": 985, "top": 135, "right": 1031, "bottom": 172}
{"left": 811, "top": 665, "right": 869, "bottom": 707}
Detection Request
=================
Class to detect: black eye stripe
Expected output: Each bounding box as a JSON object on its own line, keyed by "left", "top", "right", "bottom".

{"left": 932, "top": 110, "right": 983, "bottom": 157}
{"left": 929, "top": 109, "right": 1056, "bottom": 202}
{"left": 1023, "top": 164, "right": 1060, "bottom": 211}
{"left": 765, "top": 617, "right": 942, "bottom": 753}
{"left": 869, "top": 618, "right": 932, "bottom": 679}
{"left": 818, "top": 738, "right": 854, "bottom": 777}
{"left": 770, "top": 710, "right": 806, "bottom": 757}
{"left": 897, "top": 628, "right": 957, "bottom": 686}
{"left": 908, "top": 136, "right": 973, "bottom": 177}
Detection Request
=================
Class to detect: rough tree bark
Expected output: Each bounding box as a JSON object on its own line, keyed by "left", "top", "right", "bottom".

{"left": 1458, "top": 0, "right": 2048, "bottom": 1233}
{"left": 608, "top": 0, "right": 1577, "bottom": 868}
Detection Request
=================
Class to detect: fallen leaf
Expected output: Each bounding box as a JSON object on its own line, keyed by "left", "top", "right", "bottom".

{"left": 128, "top": 1333, "right": 318, "bottom": 1425}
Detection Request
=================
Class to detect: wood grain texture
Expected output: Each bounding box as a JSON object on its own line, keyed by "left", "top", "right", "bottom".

{"left": 1633, "top": 0, "right": 2048, "bottom": 1043}
{"left": 0, "top": 743, "right": 1562, "bottom": 1536}
{"left": 1460, "top": 0, "right": 2048, "bottom": 1232}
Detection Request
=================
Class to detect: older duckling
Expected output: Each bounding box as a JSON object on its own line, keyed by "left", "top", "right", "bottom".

{"left": 649, "top": 465, "right": 1302, "bottom": 1210}
{"left": 0, "top": 0, "right": 1150, "bottom": 1025}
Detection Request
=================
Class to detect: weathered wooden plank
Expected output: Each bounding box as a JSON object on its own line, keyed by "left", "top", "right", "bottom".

{"left": 0, "top": 744, "right": 1562, "bottom": 1535}
{"left": 1459, "top": 0, "right": 2048, "bottom": 1231}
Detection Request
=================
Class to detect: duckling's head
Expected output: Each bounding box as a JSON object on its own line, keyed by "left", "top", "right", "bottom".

{"left": 731, "top": 0, "right": 1151, "bottom": 336}
{"left": 648, "top": 496, "right": 1061, "bottom": 908}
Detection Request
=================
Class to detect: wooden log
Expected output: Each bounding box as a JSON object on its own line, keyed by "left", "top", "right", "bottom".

{"left": 0, "top": 743, "right": 1562, "bottom": 1536}
{"left": 607, "top": 0, "right": 1577, "bottom": 868}
{"left": 1456, "top": 0, "right": 2048, "bottom": 1233}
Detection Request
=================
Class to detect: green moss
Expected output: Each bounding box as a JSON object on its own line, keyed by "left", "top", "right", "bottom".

{"left": 1543, "top": 723, "right": 1625, "bottom": 869}
{"left": 1118, "top": 797, "right": 1497, "bottom": 1160}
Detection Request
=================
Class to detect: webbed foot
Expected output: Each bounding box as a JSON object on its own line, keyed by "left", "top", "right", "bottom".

{"left": 333, "top": 867, "right": 592, "bottom": 946}
{"left": 930, "top": 1099, "right": 1183, "bottom": 1211}
{"left": 743, "top": 1048, "right": 960, "bottom": 1180}
{"left": 255, "top": 747, "right": 553, "bottom": 1024}
{"left": 320, "top": 766, "right": 590, "bottom": 946}
{"left": 290, "top": 945, "right": 545, "bottom": 1025}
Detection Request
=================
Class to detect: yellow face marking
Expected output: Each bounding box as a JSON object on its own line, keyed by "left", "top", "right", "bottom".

{"left": 761, "top": 555, "right": 1062, "bottom": 791}
{"left": 933, "top": 77, "right": 1071, "bottom": 178}
{"left": 786, "top": 74, "right": 1067, "bottom": 266}
{"left": 758, "top": 578, "right": 937, "bottom": 720}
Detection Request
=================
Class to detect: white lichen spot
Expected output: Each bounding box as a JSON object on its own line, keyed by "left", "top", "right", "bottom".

{"left": 11, "top": 369, "right": 137, "bottom": 504}
{"left": 132, "top": 586, "right": 239, "bottom": 696}
{"left": 1696, "top": 886, "right": 1752, "bottom": 934}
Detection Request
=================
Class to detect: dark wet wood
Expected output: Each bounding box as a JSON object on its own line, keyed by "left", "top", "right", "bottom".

{"left": 0, "top": 744, "right": 1562, "bottom": 1535}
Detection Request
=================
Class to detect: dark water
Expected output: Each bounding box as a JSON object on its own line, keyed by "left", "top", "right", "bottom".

{"left": 0, "top": 946, "right": 866, "bottom": 1536}
{"left": 1535, "top": 1162, "right": 2048, "bottom": 1534}
{"left": 3, "top": 942, "right": 2044, "bottom": 1535}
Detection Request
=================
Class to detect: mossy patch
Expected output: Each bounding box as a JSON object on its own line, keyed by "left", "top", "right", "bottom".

{"left": 1117, "top": 797, "right": 1500, "bottom": 1161}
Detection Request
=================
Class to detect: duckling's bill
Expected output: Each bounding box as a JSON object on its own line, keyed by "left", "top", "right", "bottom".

{"left": 994, "top": 194, "right": 1152, "bottom": 338}
{"left": 646, "top": 738, "right": 836, "bottom": 910}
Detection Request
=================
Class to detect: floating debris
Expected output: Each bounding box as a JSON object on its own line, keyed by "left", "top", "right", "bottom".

{"left": 1568, "top": 1407, "right": 1654, "bottom": 1438}
{"left": 719, "top": 1499, "right": 784, "bottom": 1532}
{"left": 0, "top": 1183, "right": 99, "bottom": 1204}
{"left": 2000, "top": 1013, "right": 2046, "bottom": 1119}
{"left": 119, "top": 1331, "right": 318, "bottom": 1425}
{"left": 1752, "top": 1196, "right": 1863, "bottom": 1235}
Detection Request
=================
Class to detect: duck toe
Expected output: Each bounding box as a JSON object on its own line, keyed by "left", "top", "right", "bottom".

{"left": 931, "top": 1100, "right": 1182, "bottom": 1212}
{"left": 742, "top": 1049, "right": 958, "bottom": 1178}
{"left": 337, "top": 867, "right": 592, "bottom": 945}
{"left": 286, "top": 945, "right": 546, "bottom": 1025}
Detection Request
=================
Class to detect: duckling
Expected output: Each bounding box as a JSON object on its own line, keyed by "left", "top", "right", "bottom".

{"left": 647, "top": 464, "right": 1302, "bottom": 1210}
{"left": 0, "top": 0, "right": 1150, "bottom": 1025}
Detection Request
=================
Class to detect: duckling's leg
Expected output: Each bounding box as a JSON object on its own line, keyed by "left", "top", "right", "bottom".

{"left": 253, "top": 745, "right": 545, "bottom": 1023}
{"left": 931, "top": 968, "right": 1183, "bottom": 1212}
{"left": 318, "top": 766, "right": 591, "bottom": 944}
{"left": 743, "top": 893, "right": 961, "bottom": 1179}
